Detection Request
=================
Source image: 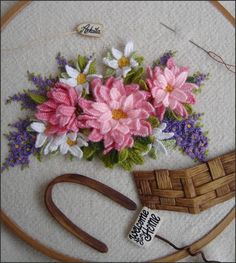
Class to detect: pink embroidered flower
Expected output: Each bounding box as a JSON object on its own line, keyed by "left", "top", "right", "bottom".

{"left": 78, "top": 77, "right": 154, "bottom": 153}
{"left": 35, "top": 82, "right": 80, "bottom": 135}
{"left": 147, "top": 58, "right": 198, "bottom": 121}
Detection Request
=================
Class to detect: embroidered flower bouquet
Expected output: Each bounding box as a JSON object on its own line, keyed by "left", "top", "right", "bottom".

{"left": 2, "top": 42, "right": 209, "bottom": 172}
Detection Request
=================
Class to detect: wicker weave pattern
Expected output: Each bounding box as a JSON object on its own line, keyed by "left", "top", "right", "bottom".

{"left": 133, "top": 151, "right": 235, "bottom": 214}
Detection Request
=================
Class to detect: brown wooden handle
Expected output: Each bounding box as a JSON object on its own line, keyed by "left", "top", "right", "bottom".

{"left": 44, "top": 173, "right": 137, "bottom": 253}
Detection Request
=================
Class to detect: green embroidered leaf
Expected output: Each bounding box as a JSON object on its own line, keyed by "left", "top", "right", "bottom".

{"left": 139, "top": 79, "right": 148, "bottom": 91}
{"left": 91, "top": 141, "right": 104, "bottom": 151}
{"left": 68, "top": 60, "right": 75, "bottom": 67}
{"left": 34, "top": 151, "right": 42, "bottom": 162}
{"left": 28, "top": 92, "right": 47, "bottom": 104}
{"left": 119, "top": 158, "right": 134, "bottom": 171}
{"left": 133, "top": 141, "right": 149, "bottom": 153}
{"left": 165, "top": 109, "right": 183, "bottom": 121}
{"left": 148, "top": 116, "right": 160, "bottom": 128}
{"left": 60, "top": 72, "right": 70, "bottom": 79}
{"left": 88, "top": 60, "right": 96, "bottom": 74}
{"left": 195, "top": 122, "right": 203, "bottom": 128}
{"left": 78, "top": 55, "right": 87, "bottom": 71}
{"left": 106, "top": 51, "right": 113, "bottom": 60}
{"left": 162, "top": 139, "right": 176, "bottom": 151}
{"left": 75, "top": 60, "right": 81, "bottom": 72}
{"left": 26, "top": 125, "right": 35, "bottom": 133}
{"left": 110, "top": 150, "right": 119, "bottom": 164}
{"left": 118, "top": 148, "right": 129, "bottom": 163}
{"left": 83, "top": 146, "right": 96, "bottom": 160}
{"left": 124, "top": 67, "right": 145, "bottom": 84}
{"left": 99, "top": 153, "right": 114, "bottom": 168}
{"left": 179, "top": 147, "right": 185, "bottom": 153}
{"left": 124, "top": 67, "right": 140, "bottom": 84}
{"left": 81, "top": 128, "right": 91, "bottom": 137}
{"left": 81, "top": 89, "right": 88, "bottom": 98}
{"left": 69, "top": 154, "right": 75, "bottom": 161}
{"left": 126, "top": 68, "right": 136, "bottom": 78}
{"left": 186, "top": 76, "right": 195, "bottom": 83}
{"left": 104, "top": 67, "right": 116, "bottom": 78}
{"left": 172, "top": 111, "right": 183, "bottom": 121}
{"left": 124, "top": 71, "right": 134, "bottom": 84}
{"left": 153, "top": 59, "right": 160, "bottom": 68}
{"left": 193, "top": 85, "right": 204, "bottom": 94}
{"left": 131, "top": 52, "right": 144, "bottom": 65}
{"left": 132, "top": 67, "right": 144, "bottom": 83}
{"left": 135, "top": 136, "right": 153, "bottom": 145}
{"left": 148, "top": 147, "right": 157, "bottom": 159}
{"left": 128, "top": 149, "right": 144, "bottom": 165}
{"left": 134, "top": 56, "right": 144, "bottom": 65}
{"left": 184, "top": 104, "right": 194, "bottom": 115}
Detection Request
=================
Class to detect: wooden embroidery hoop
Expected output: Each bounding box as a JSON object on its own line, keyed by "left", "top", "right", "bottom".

{"left": 1, "top": 1, "right": 235, "bottom": 262}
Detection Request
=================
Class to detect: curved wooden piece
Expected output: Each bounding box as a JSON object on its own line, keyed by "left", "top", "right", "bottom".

{"left": 0, "top": 210, "right": 81, "bottom": 262}
{"left": 151, "top": 206, "right": 235, "bottom": 262}
{"left": 210, "top": 1, "right": 235, "bottom": 27}
{"left": 44, "top": 173, "right": 137, "bottom": 253}
{"left": 1, "top": 207, "right": 235, "bottom": 262}
{"left": 0, "top": 1, "right": 31, "bottom": 31}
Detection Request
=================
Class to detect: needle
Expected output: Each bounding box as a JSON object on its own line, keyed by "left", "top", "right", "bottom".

{"left": 159, "top": 22, "right": 176, "bottom": 33}
{"left": 159, "top": 22, "right": 235, "bottom": 73}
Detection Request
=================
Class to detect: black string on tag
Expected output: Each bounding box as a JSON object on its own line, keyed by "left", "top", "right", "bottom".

{"left": 156, "top": 235, "right": 220, "bottom": 263}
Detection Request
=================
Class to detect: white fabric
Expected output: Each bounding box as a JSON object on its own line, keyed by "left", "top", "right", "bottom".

{"left": 1, "top": 1, "right": 235, "bottom": 262}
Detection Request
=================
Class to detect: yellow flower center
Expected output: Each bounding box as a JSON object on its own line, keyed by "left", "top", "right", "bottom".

{"left": 112, "top": 109, "right": 128, "bottom": 120}
{"left": 118, "top": 56, "right": 130, "bottom": 68}
{"left": 67, "top": 138, "right": 77, "bottom": 146}
{"left": 187, "top": 124, "right": 192, "bottom": 128}
{"left": 165, "top": 84, "right": 174, "bottom": 93}
{"left": 77, "top": 73, "right": 87, "bottom": 84}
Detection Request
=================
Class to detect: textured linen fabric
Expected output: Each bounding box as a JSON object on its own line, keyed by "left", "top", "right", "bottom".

{"left": 1, "top": 1, "right": 235, "bottom": 262}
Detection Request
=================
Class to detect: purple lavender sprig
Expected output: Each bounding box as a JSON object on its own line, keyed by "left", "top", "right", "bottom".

{"left": 187, "top": 72, "right": 210, "bottom": 93}
{"left": 192, "top": 72, "right": 209, "bottom": 87}
{"left": 164, "top": 113, "right": 209, "bottom": 162}
{"left": 6, "top": 92, "right": 37, "bottom": 110}
{"left": 27, "top": 72, "right": 56, "bottom": 90}
{"left": 56, "top": 52, "right": 68, "bottom": 70}
{"left": 153, "top": 50, "right": 177, "bottom": 68}
{"left": 27, "top": 72, "right": 57, "bottom": 95}
{"left": 1, "top": 118, "right": 37, "bottom": 172}
{"left": 6, "top": 73, "right": 56, "bottom": 111}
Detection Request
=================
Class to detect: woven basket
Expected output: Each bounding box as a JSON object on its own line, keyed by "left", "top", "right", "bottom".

{"left": 133, "top": 151, "right": 235, "bottom": 214}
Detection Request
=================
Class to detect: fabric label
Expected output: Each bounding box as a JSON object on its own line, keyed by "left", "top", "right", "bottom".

{"left": 128, "top": 206, "right": 162, "bottom": 247}
{"left": 77, "top": 23, "right": 103, "bottom": 38}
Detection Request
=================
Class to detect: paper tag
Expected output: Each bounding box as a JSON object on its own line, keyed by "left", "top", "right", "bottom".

{"left": 77, "top": 23, "right": 103, "bottom": 38}
{"left": 128, "top": 206, "right": 162, "bottom": 247}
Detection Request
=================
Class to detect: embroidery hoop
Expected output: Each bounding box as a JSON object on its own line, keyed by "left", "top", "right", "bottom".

{"left": 1, "top": 1, "right": 235, "bottom": 262}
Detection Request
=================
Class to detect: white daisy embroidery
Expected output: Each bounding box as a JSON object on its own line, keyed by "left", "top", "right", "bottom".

{"left": 152, "top": 123, "right": 174, "bottom": 155}
{"left": 54, "top": 132, "right": 88, "bottom": 158}
{"left": 30, "top": 122, "right": 59, "bottom": 155}
{"left": 59, "top": 57, "right": 102, "bottom": 94}
{"left": 103, "top": 41, "right": 139, "bottom": 78}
